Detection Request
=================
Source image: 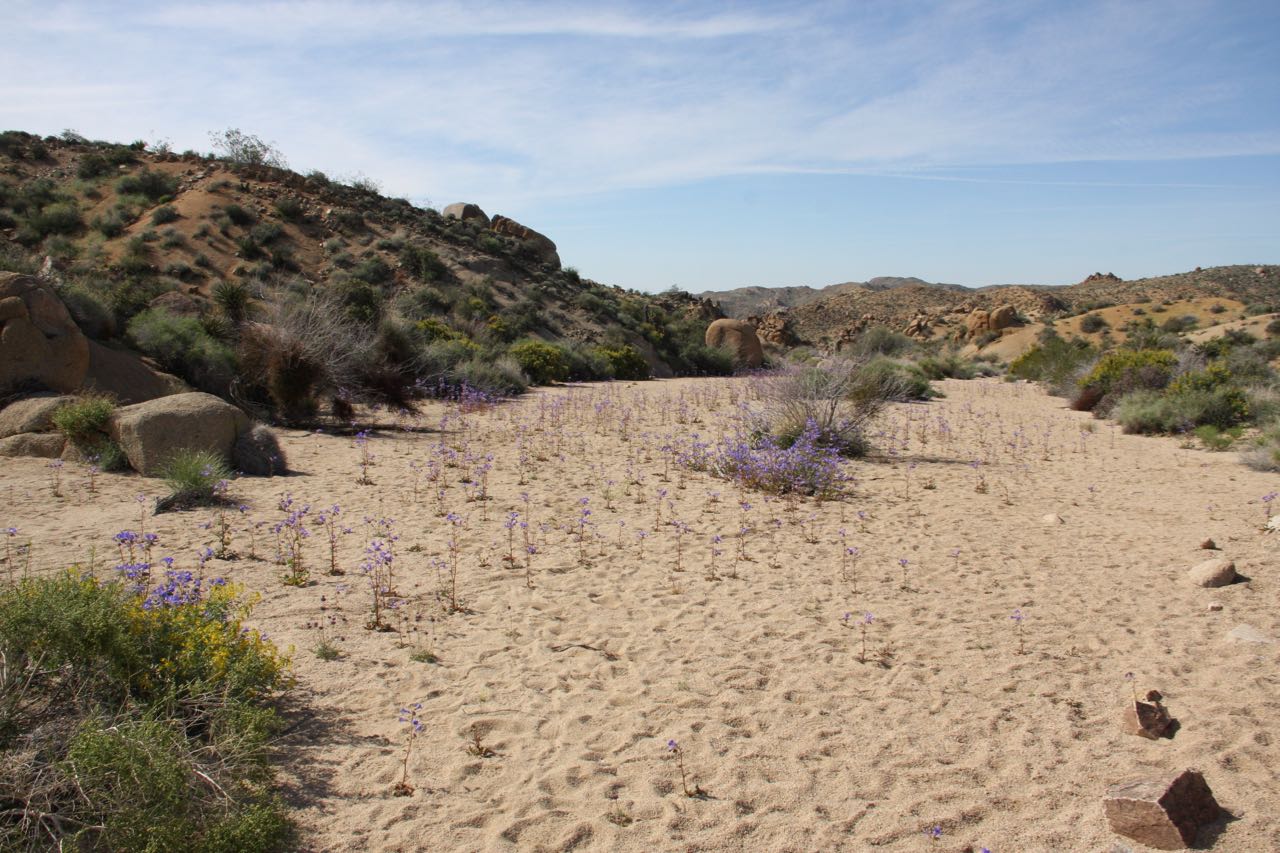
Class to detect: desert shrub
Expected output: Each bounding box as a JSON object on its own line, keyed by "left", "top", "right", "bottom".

{"left": 1267, "top": 318, "right": 1280, "bottom": 337}
{"left": 20, "top": 201, "right": 84, "bottom": 243}
{"left": 1193, "top": 424, "right": 1243, "bottom": 451}
{"left": 917, "top": 353, "right": 983, "bottom": 381}
{"left": 210, "top": 128, "right": 288, "bottom": 169}
{"left": 1197, "top": 329, "right": 1257, "bottom": 360}
{"left": 861, "top": 357, "right": 934, "bottom": 400}
{"left": 159, "top": 448, "right": 231, "bottom": 506}
{"left": 410, "top": 316, "right": 462, "bottom": 344}
{"left": 92, "top": 207, "right": 128, "bottom": 237}
{"left": 757, "top": 358, "right": 906, "bottom": 457}
{"left": 127, "top": 308, "right": 238, "bottom": 393}
{"left": 77, "top": 152, "right": 112, "bottom": 179}
{"left": 1241, "top": 420, "right": 1280, "bottom": 471}
{"left": 273, "top": 196, "right": 304, "bottom": 221}
{"left": 105, "top": 275, "right": 172, "bottom": 325}
{"left": 846, "top": 326, "right": 915, "bottom": 358}
{"left": 451, "top": 357, "right": 528, "bottom": 396}
{"left": 401, "top": 243, "right": 447, "bottom": 282}
{"left": 678, "top": 343, "right": 735, "bottom": 376}
{"left": 160, "top": 228, "right": 186, "bottom": 250}
{"left": 151, "top": 204, "right": 180, "bottom": 224}
{"left": 213, "top": 280, "right": 252, "bottom": 325}
{"left": 116, "top": 169, "right": 178, "bottom": 201}
{"left": 0, "top": 570, "right": 290, "bottom": 852}
{"left": 232, "top": 423, "right": 287, "bottom": 476}
{"left": 595, "top": 345, "right": 650, "bottom": 380}
{"left": 238, "top": 291, "right": 373, "bottom": 421}
{"left": 400, "top": 285, "right": 453, "bottom": 318}
{"left": 333, "top": 278, "right": 381, "bottom": 324}
{"left": 1074, "top": 348, "right": 1177, "bottom": 411}
{"left": 1079, "top": 313, "right": 1108, "bottom": 333}
{"left": 1161, "top": 314, "right": 1198, "bottom": 333}
{"left": 680, "top": 420, "right": 846, "bottom": 497}
{"left": 59, "top": 281, "right": 115, "bottom": 338}
{"left": 223, "top": 203, "right": 256, "bottom": 226}
{"left": 1112, "top": 386, "right": 1249, "bottom": 434}
{"left": 250, "top": 222, "right": 284, "bottom": 245}
{"left": 509, "top": 339, "right": 569, "bottom": 384}
{"left": 51, "top": 394, "right": 116, "bottom": 453}
{"left": 351, "top": 255, "right": 393, "bottom": 285}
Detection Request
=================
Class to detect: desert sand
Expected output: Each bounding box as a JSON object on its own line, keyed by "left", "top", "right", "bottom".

{"left": 2, "top": 377, "right": 1277, "bottom": 852}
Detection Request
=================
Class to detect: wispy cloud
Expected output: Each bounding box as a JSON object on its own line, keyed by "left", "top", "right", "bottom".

{"left": 2, "top": 0, "right": 1277, "bottom": 214}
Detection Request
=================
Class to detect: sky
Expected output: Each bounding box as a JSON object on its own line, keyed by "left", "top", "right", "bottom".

{"left": 3, "top": 0, "right": 1278, "bottom": 292}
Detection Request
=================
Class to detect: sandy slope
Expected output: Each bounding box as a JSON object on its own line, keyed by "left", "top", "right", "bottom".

{"left": 2, "top": 377, "right": 1277, "bottom": 852}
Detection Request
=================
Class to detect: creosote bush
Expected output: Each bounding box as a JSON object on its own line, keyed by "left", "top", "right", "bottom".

{"left": 508, "top": 339, "right": 569, "bottom": 385}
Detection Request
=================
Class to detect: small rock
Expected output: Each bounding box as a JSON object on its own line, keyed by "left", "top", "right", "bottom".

{"left": 1121, "top": 697, "right": 1176, "bottom": 739}
{"left": 1187, "top": 558, "right": 1235, "bottom": 588}
{"left": 1267, "top": 516, "right": 1280, "bottom": 533}
{"left": 1226, "top": 624, "right": 1273, "bottom": 644}
{"left": 1207, "top": 602, "right": 1223, "bottom": 612}
{"left": 1199, "top": 538, "right": 1216, "bottom": 550}
{"left": 1103, "top": 769, "right": 1223, "bottom": 849}
{"left": 1041, "top": 513, "right": 1064, "bottom": 525}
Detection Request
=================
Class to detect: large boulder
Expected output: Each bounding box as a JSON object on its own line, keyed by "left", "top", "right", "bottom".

{"left": 0, "top": 432, "right": 66, "bottom": 459}
{"left": 705, "top": 319, "right": 764, "bottom": 369}
{"left": 84, "top": 340, "right": 188, "bottom": 405}
{"left": 0, "top": 273, "right": 90, "bottom": 393}
{"left": 0, "top": 394, "right": 75, "bottom": 438}
{"left": 490, "top": 214, "right": 560, "bottom": 268}
{"left": 443, "top": 202, "right": 491, "bottom": 227}
{"left": 989, "top": 304, "right": 1018, "bottom": 330}
{"left": 109, "top": 392, "right": 250, "bottom": 476}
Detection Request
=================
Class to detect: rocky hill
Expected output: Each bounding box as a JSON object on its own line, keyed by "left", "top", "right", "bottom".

{"left": 698, "top": 276, "right": 967, "bottom": 318}
{"left": 0, "top": 130, "right": 726, "bottom": 419}
{"left": 746, "top": 266, "right": 1279, "bottom": 353}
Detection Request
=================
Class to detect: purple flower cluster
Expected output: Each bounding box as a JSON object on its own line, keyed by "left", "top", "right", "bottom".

{"left": 701, "top": 419, "right": 847, "bottom": 497}
{"left": 141, "top": 570, "right": 227, "bottom": 610}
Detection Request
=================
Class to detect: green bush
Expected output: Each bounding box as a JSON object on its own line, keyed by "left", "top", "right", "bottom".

{"left": 116, "top": 169, "right": 178, "bottom": 200}
{"left": 213, "top": 280, "right": 252, "bottom": 324}
{"left": 917, "top": 353, "right": 985, "bottom": 380}
{"left": 159, "top": 448, "right": 231, "bottom": 507}
{"left": 861, "top": 357, "right": 935, "bottom": 400}
{"left": 595, "top": 345, "right": 650, "bottom": 380}
{"left": 1079, "top": 313, "right": 1108, "bottom": 333}
{"left": 151, "top": 204, "right": 180, "bottom": 224}
{"left": 509, "top": 339, "right": 569, "bottom": 384}
{"left": 222, "top": 203, "right": 256, "bottom": 226}
{"left": 273, "top": 196, "right": 304, "bottom": 221}
{"left": 452, "top": 356, "right": 528, "bottom": 396}
{"left": 51, "top": 394, "right": 115, "bottom": 450}
{"left": 1161, "top": 314, "right": 1198, "bottom": 333}
{"left": 127, "top": 308, "right": 238, "bottom": 392}
{"left": 846, "top": 326, "right": 915, "bottom": 358}
{"left": 401, "top": 243, "right": 447, "bottom": 282}
{"left": 1242, "top": 420, "right": 1280, "bottom": 471}
{"left": 1075, "top": 348, "right": 1177, "bottom": 411}
{"left": 1112, "top": 386, "right": 1249, "bottom": 434}
{"left": 678, "top": 343, "right": 735, "bottom": 376}
{"left": 0, "top": 571, "right": 291, "bottom": 852}
{"left": 21, "top": 201, "right": 84, "bottom": 241}
{"left": 92, "top": 207, "right": 129, "bottom": 237}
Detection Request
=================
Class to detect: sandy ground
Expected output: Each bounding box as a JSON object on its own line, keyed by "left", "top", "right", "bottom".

{"left": 2, "top": 377, "right": 1278, "bottom": 852}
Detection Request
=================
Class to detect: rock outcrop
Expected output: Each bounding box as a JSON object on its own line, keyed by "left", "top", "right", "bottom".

{"left": 109, "top": 392, "right": 250, "bottom": 476}
{"left": 490, "top": 215, "right": 560, "bottom": 268}
{"left": 0, "top": 273, "right": 90, "bottom": 393}
{"left": 443, "top": 202, "right": 491, "bottom": 227}
{"left": 705, "top": 319, "right": 764, "bottom": 369}
{"left": 1103, "top": 769, "right": 1222, "bottom": 849}
{"left": 0, "top": 394, "right": 74, "bottom": 439}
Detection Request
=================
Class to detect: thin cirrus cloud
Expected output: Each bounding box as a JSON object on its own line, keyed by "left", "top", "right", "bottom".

{"left": 1, "top": 1, "right": 1277, "bottom": 212}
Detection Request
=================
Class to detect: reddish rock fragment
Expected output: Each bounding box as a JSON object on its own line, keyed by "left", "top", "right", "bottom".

{"left": 1103, "top": 769, "right": 1222, "bottom": 850}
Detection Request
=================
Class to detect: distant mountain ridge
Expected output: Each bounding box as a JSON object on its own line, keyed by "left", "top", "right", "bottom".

{"left": 698, "top": 276, "right": 969, "bottom": 318}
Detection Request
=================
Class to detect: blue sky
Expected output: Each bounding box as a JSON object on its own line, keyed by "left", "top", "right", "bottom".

{"left": 3, "top": 1, "right": 1277, "bottom": 291}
